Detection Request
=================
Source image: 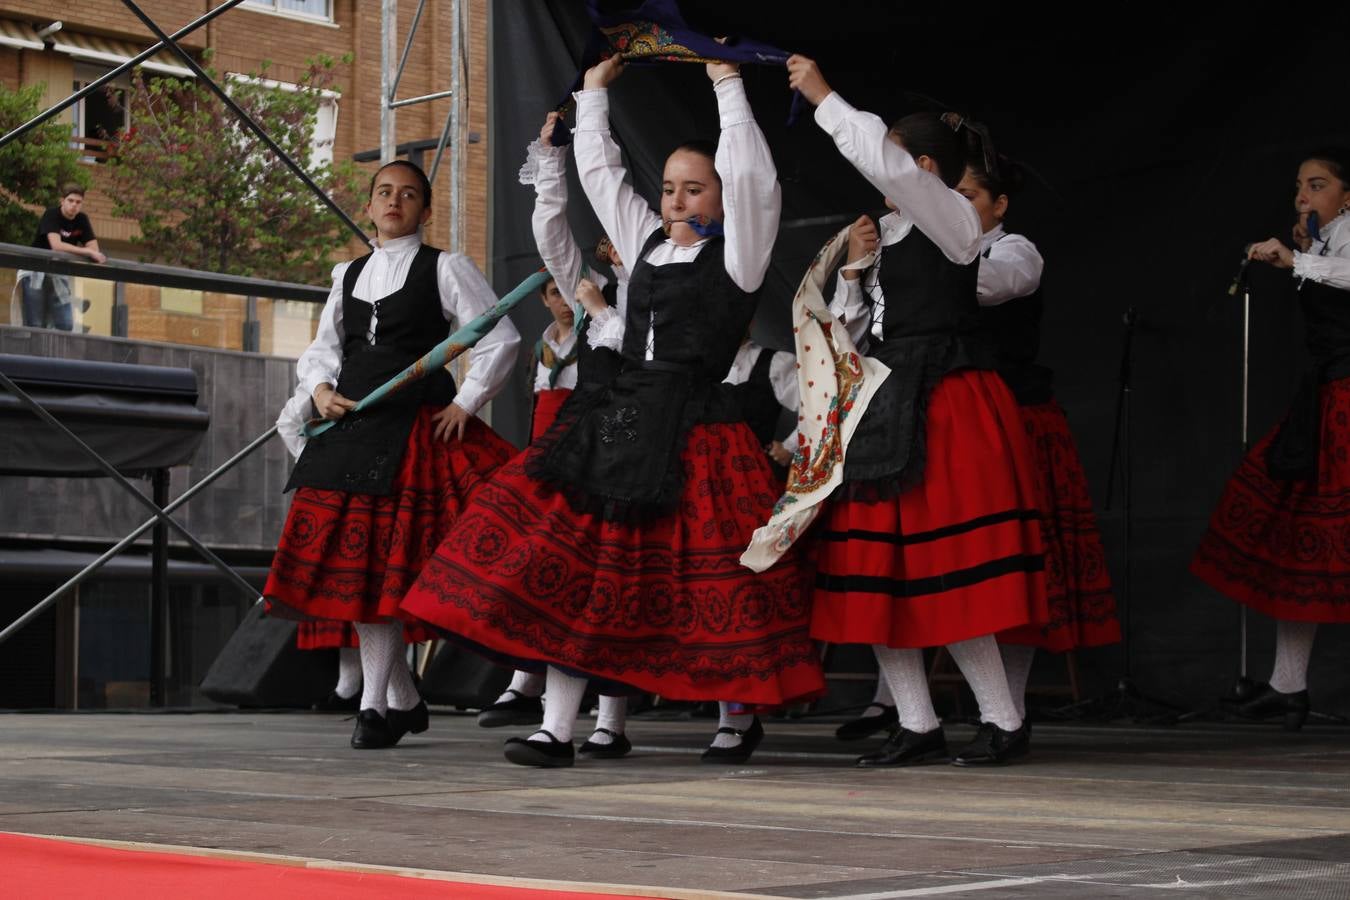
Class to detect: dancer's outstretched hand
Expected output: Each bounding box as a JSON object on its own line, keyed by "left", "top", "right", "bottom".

{"left": 584, "top": 54, "right": 625, "bottom": 90}
{"left": 1249, "top": 237, "right": 1294, "bottom": 269}
{"left": 707, "top": 37, "right": 738, "bottom": 83}
{"left": 786, "top": 55, "right": 831, "bottom": 106}
{"left": 539, "top": 111, "right": 560, "bottom": 148}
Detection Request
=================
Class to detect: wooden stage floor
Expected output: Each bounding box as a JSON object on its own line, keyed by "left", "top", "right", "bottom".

{"left": 3, "top": 710, "right": 1349, "bottom": 898}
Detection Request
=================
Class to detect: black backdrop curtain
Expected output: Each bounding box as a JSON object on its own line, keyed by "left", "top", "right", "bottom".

{"left": 489, "top": 1, "right": 1350, "bottom": 711}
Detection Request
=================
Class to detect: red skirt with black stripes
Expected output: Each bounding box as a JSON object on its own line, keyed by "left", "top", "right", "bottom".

{"left": 810, "top": 369, "right": 1050, "bottom": 648}
{"left": 999, "top": 400, "right": 1120, "bottom": 651}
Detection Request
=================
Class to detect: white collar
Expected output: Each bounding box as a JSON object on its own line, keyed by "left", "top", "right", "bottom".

{"left": 979, "top": 223, "right": 1007, "bottom": 253}
{"left": 372, "top": 231, "right": 422, "bottom": 254}
{"left": 879, "top": 211, "right": 910, "bottom": 246}
{"left": 542, "top": 320, "right": 576, "bottom": 348}
{"left": 663, "top": 235, "right": 710, "bottom": 251}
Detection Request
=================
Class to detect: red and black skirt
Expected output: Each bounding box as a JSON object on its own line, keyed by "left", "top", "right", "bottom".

{"left": 265, "top": 408, "right": 517, "bottom": 628}
{"left": 999, "top": 400, "right": 1119, "bottom": 651}
{"left": 399, "top": 420, "right": 826, "bottom": 706}
{"left": 1192, "top": 377, "right": 1350, "bottom": 623}
{"left": 811, "top": 369, "right": 1049, "bottom": 648}
{"left": 531, "top": 387, "right": 573, "bottom": 443}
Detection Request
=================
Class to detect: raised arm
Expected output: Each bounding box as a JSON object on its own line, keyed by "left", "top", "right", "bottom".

{"left": 788, "top": 55, "right": 980, "bottom": 264}
{"left": 572, "top": 57, "right": 663, "bottom": 280}
{"left": 530, "top": 112, "right": 588, "bottom": 305}
{"left": 712, "top": 74, "right": 781, "bottom": 292}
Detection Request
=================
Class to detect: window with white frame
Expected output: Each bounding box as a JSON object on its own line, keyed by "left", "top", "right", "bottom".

{"left": 72, "top": 64, "right": 130, "bottom": 164}
{"left": 243, "top": 0, "right": 333, "bottom": 23}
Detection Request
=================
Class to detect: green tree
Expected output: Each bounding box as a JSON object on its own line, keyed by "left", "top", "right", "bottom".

{"left": 106, "top": 54, "right": 365, "bottom": 284}
{"left": 0, "top": 83, "right": 88, "bottom": 245}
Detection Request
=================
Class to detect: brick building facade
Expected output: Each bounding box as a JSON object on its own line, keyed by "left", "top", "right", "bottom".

{"left": 0, "top": 0, "right": 491, "bottom": 351}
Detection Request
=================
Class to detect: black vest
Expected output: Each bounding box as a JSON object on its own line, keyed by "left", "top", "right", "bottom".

{"left": 531, "top": 229, "right": 757, "bottom": 520}
{"left": 285, "top": 245, "right": 456, "bottom": 495}
{"left": 977, "top": 236, "right": 1054, "bottom": 405}
{"left": 842, "top": 228, "right": 992, "bottom": 494}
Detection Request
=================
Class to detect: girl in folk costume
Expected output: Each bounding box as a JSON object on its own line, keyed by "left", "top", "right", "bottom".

{"left": 786, "top": 56, "right": 1047, "bottom": 767}
{"left": 265, "top": 160, "right": 521, "bottom": 749}
{"left": 401, "top": 53, "right": 825, "bottom": 768}
{"left": 476, "top": 112, "right": 634, "bottom": 760}
{"left": 1192, "top": 148, "right": 1350, "bottom": 730}
{"left": 278, "top": 384, "right": 439, "bottom": 711}
{"left": 955, "top": 150, "right": 1119, "bottom": 720}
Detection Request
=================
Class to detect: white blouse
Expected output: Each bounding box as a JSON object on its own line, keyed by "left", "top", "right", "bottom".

{"left": 277, "top": 232, "right": 520, "bottom": 458}
{"left": 1295, "top": 212, "right": 1350, "bottom": 291}
{"left": 572, "top": 77, "right": 781, "bottom": 356}
{"left": 977, "top": 224, "right": 1044, "bottom": 306}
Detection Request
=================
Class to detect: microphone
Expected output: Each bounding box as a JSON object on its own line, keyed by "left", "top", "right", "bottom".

{"left": 1308, "top": 210, "right": 1321, "bottom": 243}
{"left": 1228, "top": 244, "right": 1254, "bottom": 296}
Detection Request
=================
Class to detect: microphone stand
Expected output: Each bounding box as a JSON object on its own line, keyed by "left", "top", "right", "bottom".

{"left": 1051, "top": 307, "right": 1182, "bottom": 722}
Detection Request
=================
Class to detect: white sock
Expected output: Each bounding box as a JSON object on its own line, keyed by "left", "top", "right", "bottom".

{"left": 335, "top": 646, "right": 361, "bottom": 700}
{"left": 529, "top": 666, "right": 586, "bottom": 743}
{"left": 386, "top": 646, "right": 421, "bottom": 712}
{"left": 1269, "top": 620, "right": 1318, "bottom": 694}
{"left": 711, "top": 702, "right": 755, "bottom": 749}
{"left": 873, "top": 645, "right": 941, "bottom": 734}
{"left": 353, "top": 622, "right": 403, "bottom": 715}
{"left": 587, "top": 695, "right": 628, "bottom": 745}
{"left": 948, "top": 635, "right": 1022, "bottom": 731}
{"left": 999, "top": 644, "right": 1037, "bottom": 720}
{"left": 872, "top": 675, "right": 894, "bottom": 707}
{"left": 495, "top": 669, "right": 545, "bottom": 705}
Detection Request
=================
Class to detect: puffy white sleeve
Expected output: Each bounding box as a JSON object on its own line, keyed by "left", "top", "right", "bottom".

{"left": 439, "top": 252, "right": 521, "bottom": 415}
{"left": 814, "top": 91, "right": 980, "bottom": 265}
{"left": 294, "top": 262, "right": 349, "bottom": 400}
{"left": 978, "top": 234, "right": 1044, "bottom": 306}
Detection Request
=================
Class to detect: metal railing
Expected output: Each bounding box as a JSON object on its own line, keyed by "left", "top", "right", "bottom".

{"left": 2, "top": 241, "right": 327, "bottom": 351}
{"left": 0, "top": 247, "right": 320, "bottom": 702}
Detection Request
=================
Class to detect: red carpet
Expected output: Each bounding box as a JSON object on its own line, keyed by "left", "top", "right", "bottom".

{"left": 4, "top": 832, "right": 661, "bottom": 899}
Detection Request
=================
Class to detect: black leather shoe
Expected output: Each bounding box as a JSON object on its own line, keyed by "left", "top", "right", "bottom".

{"left": 503, "top": 730, "right": 575, "bottom": 767}
{"left": 700, "top": 717, "right": 764, "bottom": 764}
{"left": 951, "top": 722, "right": 1030, "bottom": 766}
{"left": 1235, "top": 683, "right": 1310, "bottom": 732}
{"left": 856, "top": 727, "right": 947, "bottom": 767}
{"left": 835, "top": 705, "right": 899, "bottom": 742}
{"left": 578, "top": 728, "right": 632, "bottom": 759}
{"left": 350, "top": 709, "right": 396, "bottom": 749}
{"left": 386, "top": 699, "right": 430, "bottom": 744}
{"left": 477, "top": 690, "right": 544, "bottom": 728}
